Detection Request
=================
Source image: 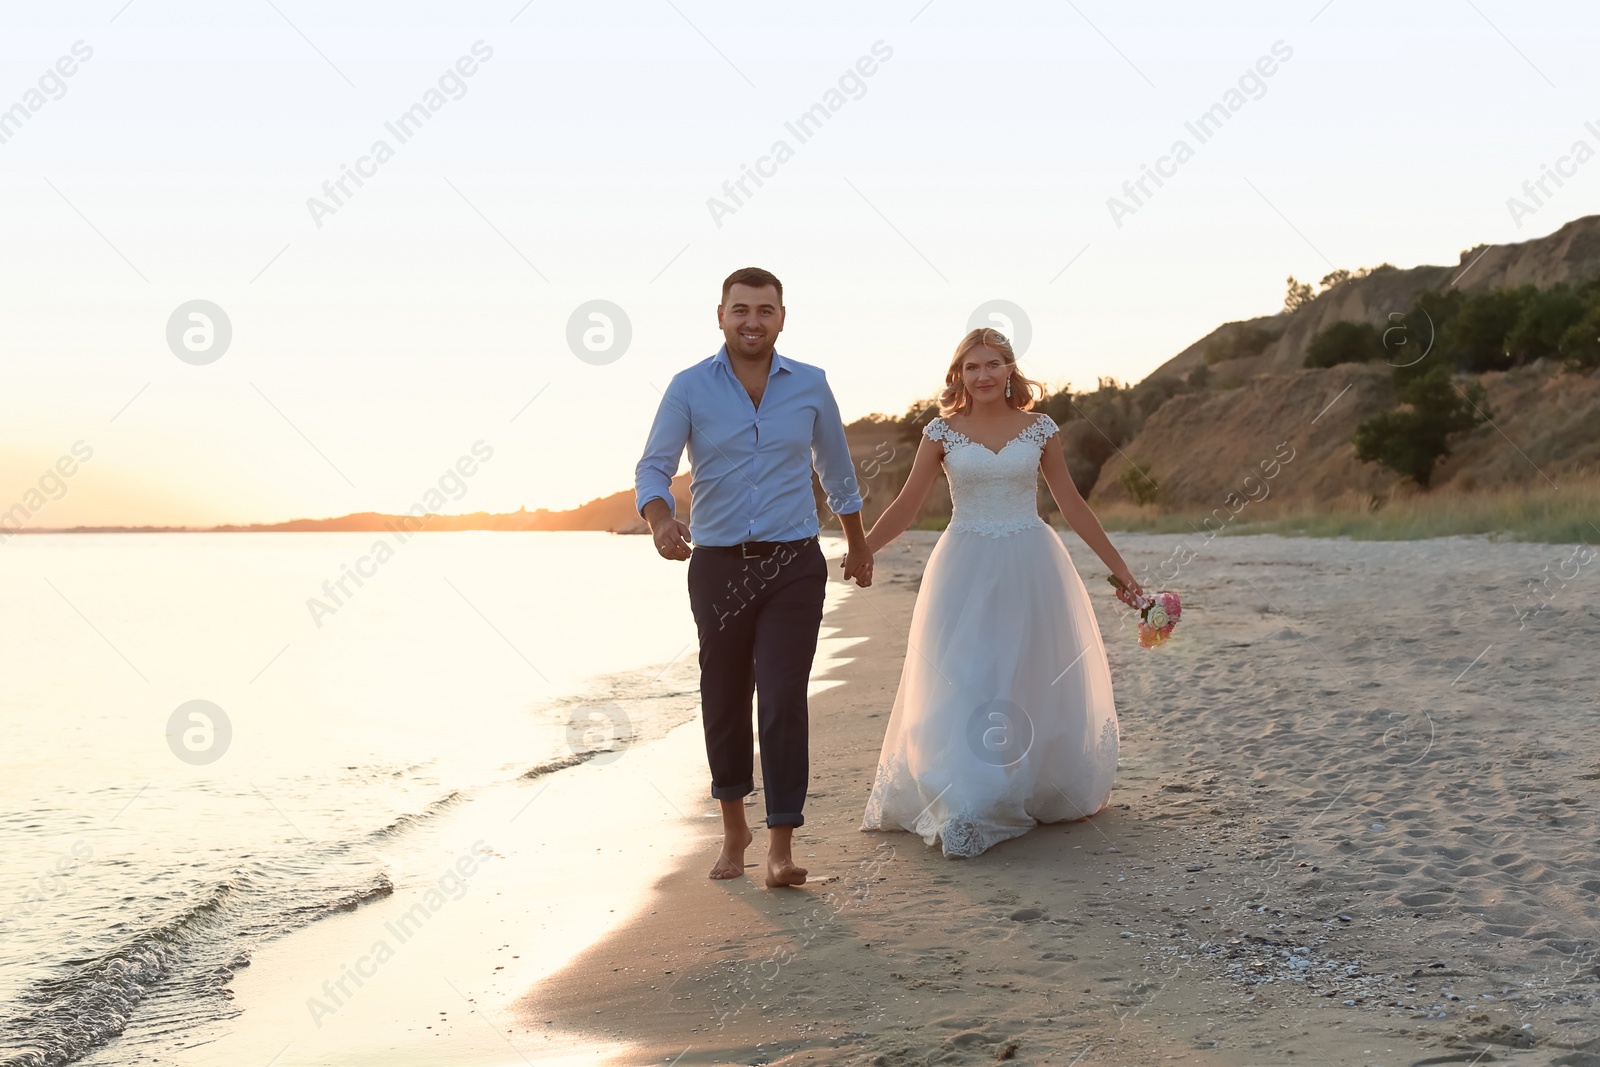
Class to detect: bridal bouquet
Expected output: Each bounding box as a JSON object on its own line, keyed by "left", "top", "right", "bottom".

{"left": 1107, "top": 576, "right": 1182, "bottom": 648}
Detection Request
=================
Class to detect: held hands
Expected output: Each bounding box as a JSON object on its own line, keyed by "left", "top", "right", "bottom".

{"left": 842, "top": 540, "right": 874, "bottom": 587}
{"left": 650, "top": 518, "right": 693, "bottom": 560}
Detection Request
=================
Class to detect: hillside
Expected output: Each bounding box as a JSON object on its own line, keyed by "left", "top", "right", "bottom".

{"left": 1147, "top": 215, "right": 1600, "bottom": 383}
{"left": 1089, "top": 361, "right": 1600, "bottom": 510}
{"left": 1085, "top": 215, "right": 1600, "bottom": 514}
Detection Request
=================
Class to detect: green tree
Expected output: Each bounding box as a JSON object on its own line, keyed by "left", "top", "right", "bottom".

{"left": 1557, "top": 296, "right": 1600, "bottom": 369}
{"left": 1304, "top": 320, "right": 1385, "bottom": 368}
{"left": 1353, "top": 364, "right": 1491, "bottom": 488}
{"left": 1382, "top": 289, "right": 1456, "bottom": 376}
{"left": 1284, "top": 275, "right": 1315, "bottom": 313}
{"left": 1437, "top": 287, "right": 1531, "bottom": 372}
{"left": 1507, "top": 283, "right": 1587, "bottom": 363}
{"left": 1118, "top": 462, "right": 1160, "bottom": 505}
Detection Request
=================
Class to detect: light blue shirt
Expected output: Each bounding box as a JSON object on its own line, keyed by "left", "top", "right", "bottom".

{"left": 635, "top": 345, "right": 863, "bottom": 546}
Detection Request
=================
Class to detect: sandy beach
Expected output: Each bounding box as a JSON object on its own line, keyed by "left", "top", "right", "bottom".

{"left": 146, "top": 529, "right": 1600, "bottom": 1067}
{"left": 516, "top": 529, "right": 1600, "bottom": 1066}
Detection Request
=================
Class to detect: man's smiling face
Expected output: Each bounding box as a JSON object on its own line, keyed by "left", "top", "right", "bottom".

{"left": 718, "top": 283, "right": 784, "bottom": 360}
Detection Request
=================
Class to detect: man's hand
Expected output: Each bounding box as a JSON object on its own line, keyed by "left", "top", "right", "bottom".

{"left": 838, "top": 511, "right": 873, "bottom": 587}
{"left": 842, "top": 541, "right": 874, "bottom": 587}
{"left": 642, "top": 499, "right": 691, "bottom": 560}
{"left": 651, "top": 517, "right": 693, "bottom": 560}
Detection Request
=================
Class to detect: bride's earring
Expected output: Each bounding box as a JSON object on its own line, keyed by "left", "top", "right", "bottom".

{"left": 1005, "top": 375, "right": 1012, "bottom": 399}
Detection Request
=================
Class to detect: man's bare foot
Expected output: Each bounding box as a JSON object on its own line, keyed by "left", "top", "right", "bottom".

{"left": 709, "top": 826, "right": 753, "bottom": 880}
{"left": 764, "top": 824, "right": 807, "bottom": 888}
{"left": 765, "top": 856, "right": 808, "bottom": 888}
{"left": 710, "top": 798, "right": 754, "bottom": 880}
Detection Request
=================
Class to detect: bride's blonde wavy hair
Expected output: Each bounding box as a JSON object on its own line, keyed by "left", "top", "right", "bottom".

{"left": 938, "top": 328, "right": 1044, "bottom": 417}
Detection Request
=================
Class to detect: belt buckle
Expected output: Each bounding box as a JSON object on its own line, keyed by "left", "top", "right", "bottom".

{"left": 740, "top": 541, "right": 760, "bottom": 559}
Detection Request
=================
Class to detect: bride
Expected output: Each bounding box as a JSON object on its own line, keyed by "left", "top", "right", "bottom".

{"left": 859, "top": 327, "right": 1146, "bottom": 859}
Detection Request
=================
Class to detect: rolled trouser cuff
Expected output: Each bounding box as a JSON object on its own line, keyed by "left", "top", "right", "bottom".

{"left": 711, "top": 780, "right": 754, "bottom": 801}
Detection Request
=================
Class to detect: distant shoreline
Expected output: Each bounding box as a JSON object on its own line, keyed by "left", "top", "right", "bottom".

{"left": 5, "top": 475, "right": 696, "bottom": 539}
{"left": 6, "top": 522, "right": 649, "bottom": 535}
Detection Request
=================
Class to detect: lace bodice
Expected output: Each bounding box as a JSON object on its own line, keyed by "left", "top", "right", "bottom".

{"left": 924, "top": 412, "right": 1059, "bottom": 537}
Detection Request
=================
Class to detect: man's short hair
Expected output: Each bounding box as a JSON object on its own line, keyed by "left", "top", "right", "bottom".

{"left": 721, "top": 267, "right": 783, "bottom": 306}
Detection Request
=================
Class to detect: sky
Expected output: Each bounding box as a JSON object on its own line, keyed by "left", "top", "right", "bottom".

{"left": 1, "top": 0, "right": 1595, "bottom": 527}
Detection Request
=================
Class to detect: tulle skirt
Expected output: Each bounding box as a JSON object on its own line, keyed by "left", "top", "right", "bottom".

{"left": 861, "top": 521, "right": 1120, "bottom": 857}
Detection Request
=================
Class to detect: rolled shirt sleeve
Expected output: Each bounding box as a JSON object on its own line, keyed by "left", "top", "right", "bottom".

{"left": 635, "top": 375, "right": 690, "bottom": 519}
{"left": 811, "top": 371, "right": 863, "bottom": 517}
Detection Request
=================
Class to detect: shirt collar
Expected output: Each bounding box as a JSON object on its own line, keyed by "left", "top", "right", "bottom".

{"left": 714, "top": 343, "right": 790, "bottom": 377}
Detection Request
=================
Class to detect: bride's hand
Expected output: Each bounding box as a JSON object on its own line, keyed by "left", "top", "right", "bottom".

{"left": 1113, "top": 574, "right": 1145, "bottom": 609}
{"left": 843, "top": 544, "right": 874, "bottom": 587}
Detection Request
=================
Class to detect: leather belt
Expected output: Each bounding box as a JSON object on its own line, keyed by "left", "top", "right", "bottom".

{"left": 697, "top": 536, "right": 817, "bottom": 559}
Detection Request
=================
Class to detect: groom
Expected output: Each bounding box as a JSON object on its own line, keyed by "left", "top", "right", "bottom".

{"left": 635, "top": 267, "right": 873, "bottom": 887}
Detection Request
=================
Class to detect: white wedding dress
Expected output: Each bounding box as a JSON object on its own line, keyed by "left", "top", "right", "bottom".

{"left": 860, "top": 411, "right": 1120, "bottom": 858}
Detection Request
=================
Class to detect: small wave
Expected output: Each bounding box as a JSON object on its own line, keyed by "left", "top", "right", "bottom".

{"left": 0, "top": 875, "right": 240, "bottom": 1067}
{"left": 286, "top": 872, "right": 395, "bottom": 919}
{"left": 367, "top": 790, "right": 465, "bottom": 840}
{"left": 0, "top": 870, "right": 392, "bottom": 1067}
{"left": 520, "top": 751, "right": 598, "bottom": 779}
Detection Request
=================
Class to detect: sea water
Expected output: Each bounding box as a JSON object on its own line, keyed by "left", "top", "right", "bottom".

{"left": 0, "top": 532, "right": 706, "bottom": 1066}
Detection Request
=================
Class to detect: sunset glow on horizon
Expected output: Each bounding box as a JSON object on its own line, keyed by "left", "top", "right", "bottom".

{"left": 3, "top": 2, "right": 1591, "bottom": 528}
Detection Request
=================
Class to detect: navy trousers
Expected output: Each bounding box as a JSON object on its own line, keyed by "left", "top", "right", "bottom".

{"left": 686, "top": 537, "right": 827, "bottom": 827}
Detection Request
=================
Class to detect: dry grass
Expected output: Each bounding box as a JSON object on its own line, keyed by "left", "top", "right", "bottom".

{"left": 1093, "top": 471, "right": 1600, "bottom": 544}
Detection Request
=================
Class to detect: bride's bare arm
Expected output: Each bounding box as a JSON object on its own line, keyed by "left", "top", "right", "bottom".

{"left": 1039, "top": 434, "right": 1144, "bottom": 598}
{"left": 864, "top": 435, "right": 945, "bottom": 554}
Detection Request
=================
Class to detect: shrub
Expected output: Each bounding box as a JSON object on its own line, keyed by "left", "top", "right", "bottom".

{"left": 1437, "top": 287, "right": 1531, "bottom": 372}
{"left": 1304, "top": 320, "right": 1385, "bottom": 368}
{"left": 1352, "top": 364, "right": 1491, "bottom": 488}
{"left": 1204, "top": 324, "right": 1274, "bottom": 365}
{"left": 1118, "top": 462, "right": 1160, "bottom": 505}
{"left": 1507, "top": 283, "right": 1587, "bottom": 363}
{"left": 1557, "top": 299, "right": 1600, "bottom": 369}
